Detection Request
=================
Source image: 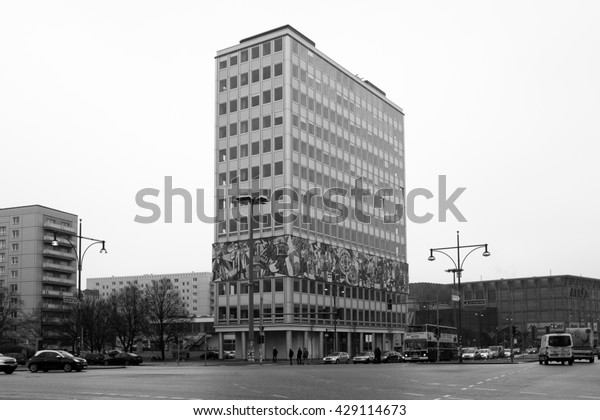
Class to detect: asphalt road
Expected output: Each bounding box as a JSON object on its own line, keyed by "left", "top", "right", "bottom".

{"left": 2, "top": 359, "right": 599, "bottom": 400}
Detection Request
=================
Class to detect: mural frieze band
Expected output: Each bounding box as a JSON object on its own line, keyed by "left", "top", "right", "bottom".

{"left": 212, "top": 236, "right": 408, "bottom": 292}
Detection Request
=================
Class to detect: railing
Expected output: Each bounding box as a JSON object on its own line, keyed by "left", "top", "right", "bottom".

{"left": 42, "top": 276, "right": 75, "bottom": 286}
{"left": 43, "top": 221, "right": 77, "bottom": 234}
{"left": 43, "top": 262, "right": 76, "bottom": 273}
{"left": 43, "top": 248, "right": 76, "bottom": 260}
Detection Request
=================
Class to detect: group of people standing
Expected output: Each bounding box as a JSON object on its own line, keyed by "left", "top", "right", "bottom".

{"left": 271, "top": 347, "right": 309, "bottom": 365}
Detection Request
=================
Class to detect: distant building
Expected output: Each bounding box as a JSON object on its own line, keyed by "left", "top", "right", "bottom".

{"left": 0, "top": 205, "right": 79, "bottom": 349}
{"left": 87, "top": 272, "right": 213, "bottom": 317}
{"left": 411, "top": 275, "right": 600, "bottom": 349}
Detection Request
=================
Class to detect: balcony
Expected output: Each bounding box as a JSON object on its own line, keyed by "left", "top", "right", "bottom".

{"left": 42, "top": 276, "right": 75, "bottom": 287}
{"left": 42, "top": 302, "right": 69, "bottom": 311}
{"left": 43, "top": 262, "right": 76, "bottom": 273}
{"left": 43, "top": 234, "right": 75, "bottom": 247}
{"left": 42, "top": 317, "right": 65, "bottom": 325}
{"left": 43, "top": 247, "right": 76, "bottom": 261}
{"left": 43, "top": 221, "right": 77, "bottom": 235}
{"left": 42, "top": 290, "right": 74, "bottom": 299}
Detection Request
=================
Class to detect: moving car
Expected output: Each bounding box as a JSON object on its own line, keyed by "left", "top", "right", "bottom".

{"left": 488, "top": 346, "right": 504, "bottom": 358}
{"left": 323, "top": 352, "right": 350, "bottom": 364}
{"left": 27, "top": 350, "right": 85, "bottom": 372}
{"left": 352, "top": 351, "right": 374, "bottom": 364}
{"left": 382, "top": 351, "right": 404, "bottom": 363}
{"left": 0, "top": 353, "right": 18, "bottom": 374}
{"left": 461, "top": 347, "right": 481, "bottom": 360}
{"left": 103, "top": 352, "right": 143, "bottom": 366}
{"left": 539, "top": 333, "right": 574, "bottom": 365}
{"left": 479, "top": 349, "right": 491, "bottom": 359}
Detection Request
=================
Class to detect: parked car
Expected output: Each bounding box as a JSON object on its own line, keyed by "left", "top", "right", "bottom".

{"left": 526, "top": 347, "right": 539, "bottom": 354}
{"left": 104, "top": 352, "right": 143, "bottom": 366}
{"left": 72, "top": 353, "right": 88, "bottom": 369}
{"left": 84, "top": 353, "right": 106, "bottom": 365}
{"left": 323, "top": 352, "right": 350, "bottom": 364}
{"left": 382, "top": 351, "right": 404, "bottom": 363}
{"left": 224, "top": 350, "right": 235, "bottom": 359}
{"left": 0, "top": 353, "right": 18, "bottom": 374}
{"left": 27, "top": 350, "right": 85, "bottom": 372}
{"left": 479, "top": 349, "right": 491, "bottom": 359}
{"left": 198, "top": 350, "right": 219, "bottom": 360}
{"left": 352, "top": 351, "right": 374, "bottom": 364}
{"left": 461, "top": 347, "right": 482, "bottom": 360}
{"left": 5, "top": 352, "right": 27, "bottom": 365}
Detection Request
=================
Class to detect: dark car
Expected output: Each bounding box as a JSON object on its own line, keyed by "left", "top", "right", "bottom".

{"left": 5, "top": 352, "right": 28, "bottom": 365}
{"left": 382, "top": 351, "right": 404, "bottom": 363}
{"left": 28, "top": 350, "right": 85, "bottom": 372}
{"left": 84, "top": 353, "right": 106, "bottom": 365}
{"left": 104, "top": 352, "right": 143, "bottom": 366}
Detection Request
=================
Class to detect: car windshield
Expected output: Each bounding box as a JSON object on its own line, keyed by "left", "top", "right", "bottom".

{"left": 463, "top": 348, "right": 477, "bottom": 353}
{"left": 357, "top": 352, "right": 369, "bottom": 356}
{"left": 549, "top": 336, "right": 572, "bottom": 346}
{"left": 57, "top": 351, "right": 75, "bottom": 357}
{"left": 329, "top": 353, "right": 341, "bottom": 356}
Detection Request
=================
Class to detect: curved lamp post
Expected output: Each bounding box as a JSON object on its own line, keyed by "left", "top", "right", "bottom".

{"left": 51, "top": 219, "right": 106, "bottom": 354}
{"left": 428, "top": 231, "right": 490, "bottom": 363}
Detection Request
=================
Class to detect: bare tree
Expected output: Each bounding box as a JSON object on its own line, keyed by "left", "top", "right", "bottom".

{"left": 80, "top": 296, "right": 114, "bottom": 353}
{"left": 0, "top": 286, "right": 22, "bottom": 345}
{"left": 108, "top": 285, "right": 147, "bottom": 352}
{"left": 144, "top": 278, "right": 189, "bottom": 361}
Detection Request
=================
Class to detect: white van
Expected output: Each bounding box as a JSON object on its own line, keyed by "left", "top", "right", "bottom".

{"left": 539, "top": 333, "right": 574, "bottom": 365}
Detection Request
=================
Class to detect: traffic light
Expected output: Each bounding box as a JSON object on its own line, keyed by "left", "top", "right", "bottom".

{"left": 258, "top": 335, "right": 265, "bottom": 344}
{"left": 512, "top": 325, "right": 518, "bottom": 336}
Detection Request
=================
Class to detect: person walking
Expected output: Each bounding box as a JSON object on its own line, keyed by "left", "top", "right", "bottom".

{"left": 272, "top": 347, "right": 278, "bottom": 363}
{"left": 288, "top": 348, "right": 294, "bottom": 365}
{"left": 303, "top": 347, "right": 309, "bottom": 365}
{"left": 297, "top": 347, "right": 303, "bottom": 365}
{"left": 374, "top": 346, "right": 382, "bottom": 364}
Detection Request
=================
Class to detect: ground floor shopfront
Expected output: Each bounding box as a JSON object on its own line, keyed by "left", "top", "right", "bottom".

{"left": 214, "top": 326, "right": 405, "bottom": 361}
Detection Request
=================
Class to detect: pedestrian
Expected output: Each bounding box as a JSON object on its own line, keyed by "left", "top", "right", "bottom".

{"left": 272, "top": 347, "right": 278, "bottom": 363}
{"left": 297, "top": 347, "right": 303, "bottom": 365}
{"left": 303, "top": 347, "right": 309, "bottom": 365}
{"left": 374, "top": 346, "right": 382, "bottom": 364}
{"left": 289, "top": 348, "right": 294, "bottom": 365}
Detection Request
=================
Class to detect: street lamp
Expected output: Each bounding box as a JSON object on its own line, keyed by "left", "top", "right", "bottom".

{"left": 234, "top": 193, "right": 269, "bottom": 362}
{"left": 428, "top": 231, "right": 490, "bottom": 363}
{"left": 324, "top": 283, "right": 344, "bottom": 353}
{"left": 51, "top": 219, "right": 107, "bottom": 354}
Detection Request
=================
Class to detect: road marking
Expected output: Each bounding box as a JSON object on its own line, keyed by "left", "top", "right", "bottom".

{"left": 577, "top": 396, "right": 598, "bottom": 399}
{"left": 404, "top": 392, "right": 425, "bottom": 397}
{"left": 520, "top": 391, "right": 547, "bottom": 396}
{"left": 272, "top": 394, "right": 289, "bottom": 399}
{"left": 473, "top": 388, "right": 497, "bottom": 391}
{"left": 425, "top": 383, "right": 442, "bottom": 386}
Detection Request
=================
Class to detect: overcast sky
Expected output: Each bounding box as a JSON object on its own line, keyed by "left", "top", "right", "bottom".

{"left": 2, "top": 1, "right": 599, "bottom": 289}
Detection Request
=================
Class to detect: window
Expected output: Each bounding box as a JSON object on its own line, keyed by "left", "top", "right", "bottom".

{"left": 251, "top": 141, "right": 260, "bottom": 155}
{"left": 219, "top": 79, "right": 227, "bottom": 92}
{"left": 262, "top": 41, "right": 271, "bottom": 55}
{"left": 0, "top": 240, "right": 5, "bottom": 250}
{"left": 274, "top": 87, "right": 283, "bottom": 101}
{"left": 240, "top": 72, "right": 248, "bottom": 86}
{"left": 263, "top": 163, "right": 271, "bottom": 177}
{"left": 10, "top": 257, "right": 18, "bottom": 264}
{"left": 229, "top": 122, "right": 238, "bottom": 136}
{"left": 274, "top": 115, "right": 283, "bottom": 126}
{"left": 274, "top": 37, "right": 283, "bottom": 52}
{"left": 251, "top": 95, "right": 260, "bottom": 107}
{"left": 230, "top": 55, "right": 238, "bottom": 66}
{"left": 263, "top": 138, "right": 271, "bottom": 153}
{"left": 251, "top": 46, "right": 260, "bottom": 59}
{"left": 240, "top": 168, "right": 248, "bottom": 182}
{"left": 240, "top": 120, "right": 248, "bottom": 134}
{"left": 218, "top": 126, "right": 227, "bottom": 138}
{"left": 240, "top": 144, "right": 248, "bottom": 157}
{"left": 274, "top": 161, "right": 283, "bottom": 175}
{"left": 229, "top": 75, "right": 238, "bottom": 89}
{"left": 274, "top": 136, "right": 283, "bottom": 150}
{"left": 274, "top": 62, "right": 283, "bottom": 77}
{"left": 12, "top": 217, "right": 19, "bottom": 224}
{"left": 219, "top": 102, "right": 227, "bottom": 115}
{"left": 218, "top": 173, "right": 227, "bottom": 185}
{"left": 219, "top": 149, "right": 227, "bottom": 162}
{"left": 0, "top": 227, "right": 5, "bottom": 236}
{"left": 11, "top": 230, "right": 19, "bottom": 238}
{"left": 263, "top": 115, "right": 271, "bottom": 128}
{"left": 10, "top": 270, "right": 17, "bottom": 279}
{"left": 219, "top": 60, "right": 227, "bottom": 69}
{"left": 229, "top": 146, "right": 237, "bottom": 159}
{"left": 240, "top": 49, "right": 248, "bottom": 62}
{"left": 240, "top": 96, "right": 248, "bottom": 110}
{"left": 251, "top": 166, "right": 259, "bottom": 179}
{"left": 251, "top": 118, "right": 260, "bottom": 131}
{"left": 11, "top": 243, "right": 18, "bottom": 251}
{"left": 263, "top": 90, "right": 271, "bottom": 104}
{"left": 263, "top": 66, "right": 271, "bottom": 80}
{"left": 251, "top": 69, "right": 260, "bottom": 83}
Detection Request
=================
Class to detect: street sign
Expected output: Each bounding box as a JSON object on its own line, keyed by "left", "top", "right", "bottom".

{"left": 463, "top": 299, "right": 486, "bottom": 306}
{"left": 63, "top": 296, "right": 79, "bottom": 304}
{"left": 451, "top": 290, "right": 460, "bottom": 301}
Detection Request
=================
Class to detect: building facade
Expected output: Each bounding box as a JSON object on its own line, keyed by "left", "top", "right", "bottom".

{"left": 211, "top": 26, "right": 408, "bottom": 360}
{"left": 411, "top": 275, "right": 600, "bottom": 349}
{"left": 0, "top": 205, "right": 79, "bottom": 349}
{"left": 87, "top": 272, "right": 214, "bottom": 317}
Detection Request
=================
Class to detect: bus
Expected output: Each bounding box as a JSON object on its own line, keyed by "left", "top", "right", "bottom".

{"left": 403, "top": 324, "right": 458, "bottom": 362}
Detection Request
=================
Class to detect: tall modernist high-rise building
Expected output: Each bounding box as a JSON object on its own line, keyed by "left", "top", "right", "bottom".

{"left": 211, "top": 26, "right": 408, "bottom": 359}
{"left": 0, "top": 205, "right": 78, "bottom": 349}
